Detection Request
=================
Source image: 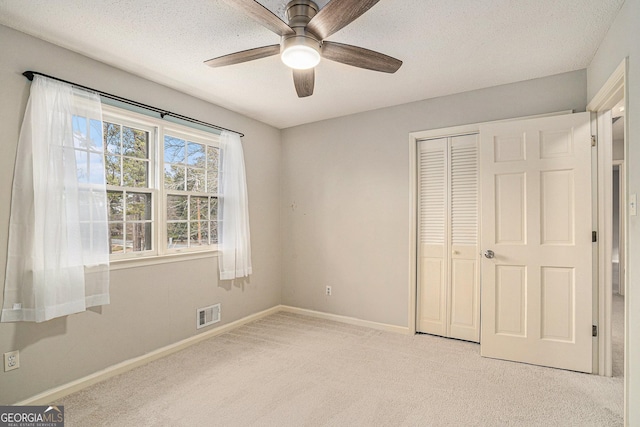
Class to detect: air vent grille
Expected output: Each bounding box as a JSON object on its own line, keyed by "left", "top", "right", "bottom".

{"left": 197, "top": 303, "right": 221, "bottom": 329}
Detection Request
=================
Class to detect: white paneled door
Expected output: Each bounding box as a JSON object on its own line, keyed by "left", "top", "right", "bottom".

{"left": 479, "top": 112, "right": 593, "bottom": 372}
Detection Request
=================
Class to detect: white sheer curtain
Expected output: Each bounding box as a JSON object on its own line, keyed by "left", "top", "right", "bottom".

{"left": 218, "top": 131, "right": 252, "bottom": 280}
{"left": 1, "top": 75, "right": 110, "bottom": 323}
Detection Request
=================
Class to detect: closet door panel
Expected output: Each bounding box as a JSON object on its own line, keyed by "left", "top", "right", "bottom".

{"left": 417, "top": 138, "right": 448, "bottom": 335}
{"left": 449, "top": 134, "right": 480, "bottom": 342}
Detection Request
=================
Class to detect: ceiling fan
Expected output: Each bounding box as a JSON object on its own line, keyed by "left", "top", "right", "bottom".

{"left": 205, "top": 0, "right": 402, "bottom": 97}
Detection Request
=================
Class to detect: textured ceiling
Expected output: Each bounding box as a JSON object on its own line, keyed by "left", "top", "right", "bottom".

{"left": 0, "top": 0, "right": 625, "bottom": 129}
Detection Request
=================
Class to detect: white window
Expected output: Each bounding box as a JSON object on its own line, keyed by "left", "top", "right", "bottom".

{"left": 79, "top": 105, "right": 221, "bottom": 263}
{"left": 104, "top": 116, "right": 154, "bottom": 256}
{"left": 163, "top": 129, "right": 219, "bottom": 252}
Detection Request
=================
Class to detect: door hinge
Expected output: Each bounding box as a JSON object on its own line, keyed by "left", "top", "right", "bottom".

{"left": 592, "top": 325, "right": 598, "bottom": 337}
{"left": 591, "top": 135, "right": 597, "bottom": 147}
{"left": 592, "top": 231, "right": 597, "bottom": 242}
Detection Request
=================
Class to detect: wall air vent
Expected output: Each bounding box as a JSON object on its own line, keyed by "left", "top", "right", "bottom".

{"left": 197, "top": 303, "right": 221, "bottom": 329}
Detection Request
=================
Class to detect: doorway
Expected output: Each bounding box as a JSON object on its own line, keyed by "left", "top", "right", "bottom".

{"left": 611, "top": 99, "right": 625, "bottom": 378}
{"left": 587, "top": 58, "right": 628, "bottom": 380}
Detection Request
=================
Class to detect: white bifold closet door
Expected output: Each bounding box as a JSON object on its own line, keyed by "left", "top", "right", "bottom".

{"left": 417, "top": 134, "right": 480, "bottom": 342}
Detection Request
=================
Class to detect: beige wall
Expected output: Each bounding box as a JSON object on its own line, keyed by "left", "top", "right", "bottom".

{"left": 0, "top": 25, "right": 282, "bottom": 404}
{"left": 587, "top": 0, "right": 640, "bottom": 422}
{"left": 281, "top": 70, "right": 587, "bottom": 327}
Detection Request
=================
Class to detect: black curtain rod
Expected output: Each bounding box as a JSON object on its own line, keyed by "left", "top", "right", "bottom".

{"left": 23, "top": 71, "right": 244, "bottom": 138}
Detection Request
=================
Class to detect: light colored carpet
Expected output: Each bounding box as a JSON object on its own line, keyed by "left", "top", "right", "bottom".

{"left": 57, "top": 312, "right": 623, "bottom": 426}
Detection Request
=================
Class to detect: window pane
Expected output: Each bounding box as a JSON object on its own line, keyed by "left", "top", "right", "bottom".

{"left": 126, "top": 223, "right": 151, "bottom": 252}
{"left": 104, "top": 122, "right": 121, "bottom": 154}
{"left": 126, "top": 192, "right": 151, "bottom": 221}
{"left": 207, "top": 146, "right": 219, "bottom": 170}
{"left": 89, "top": 153, "right": 106, "bottom": 185}
{"left": 206, "top": 171, "right": 218, "bottom": 194}
{"left": 90, "top": 119, "right": 103, "bottom": 152}
{"left": 209, "top": 197, "right": 218, "bottom": 220}
{"left": 122, "top": 127, "right": 134, "bottom": 156}
{"left": 73, "top": 116, "right": 87, "bottom": 149}
{"left": 167, "top": 195, "right": 188, "bottom": 221}
{"left": 167, "top": 222, "right": 188, "bottom": 249}
{"left": 164, "top": 135, "right": 185, "bottom": 164}
{"left": 186, "top": 167, "right": 205, "bottom": 192}
{"left": 164, "top": 163, "right": 185, "bottom": 190}
{"left": 109, "top": 223, "right": 124, "bottom": 254}
{"left": 122, "top": 158, "right": 148, "bottom": 187}
{"left": 190, "top": 221, "right": 207, "bottom": 246}
{"left": 91, "top": 190, "right": 108, "bottom": 223}
{"left": 210, "top": 221, "right": 218, "bottom": 244}
{"left": 76, "top": 150, "right": 89, "bottom": 183}
{"left": 206, "top": 146, "right": 219, "bottom": 193}
{"left": 187, "top": 142, "right": 205, "bottom": 166}
{"left": 108, "top": 191, "right": 124, "bottom": 221}
{"left": 190, "top": 197, "right": 209, "bottom": 221}
{"left": 105, "top": 155, "right": 121, "bottom": 186}
{"left": 123, "top": 127, "right": 148, "bottom": 159}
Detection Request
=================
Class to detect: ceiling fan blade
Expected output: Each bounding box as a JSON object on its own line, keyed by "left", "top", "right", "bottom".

{"left": 307, "top": 0, "right": 380, "bottom": 40}
{"left": 204, "top": 44, "right": 280, "bottom": 68}
{"left": 293, "top": 68, "right": 314, "bottom": 97}
{"left": 322, "top": 41, "right": 402, "bottom": 73}
{"left": 223, "top": 0, "right": 294, "bottom": 37}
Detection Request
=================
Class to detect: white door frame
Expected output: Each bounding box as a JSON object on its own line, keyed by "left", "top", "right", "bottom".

{"left": 596, "top": 108, "right": 614, "bottom": 376}
{"left": 586, "top": 57, "right": 628, "bottom": 417}
{"left": 408, "top": 111, "right": 573, "bottom": 335}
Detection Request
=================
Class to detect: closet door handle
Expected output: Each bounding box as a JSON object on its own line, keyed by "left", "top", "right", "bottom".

{"left": 483, "top": 250, "right": 495, "bottom": 259}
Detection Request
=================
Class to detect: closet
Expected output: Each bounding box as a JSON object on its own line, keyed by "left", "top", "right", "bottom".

{"left": 417, "top": 134, "right": 480, "bottom": 342}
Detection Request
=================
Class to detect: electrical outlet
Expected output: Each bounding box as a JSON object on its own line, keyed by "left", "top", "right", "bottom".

{"left": 4, "top": 350, "right": 19, "bottom": 372}
{"left": 326, "top": 286, "right": 332, "bottom": 296}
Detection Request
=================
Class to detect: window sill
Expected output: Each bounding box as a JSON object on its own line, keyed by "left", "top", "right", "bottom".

{"left": 109, "top": 250, "right": 218, "bottom": 271}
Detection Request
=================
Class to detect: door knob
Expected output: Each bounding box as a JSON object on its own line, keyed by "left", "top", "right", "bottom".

{"left": 483, "top": 250, "right": 495, "bottom": 259}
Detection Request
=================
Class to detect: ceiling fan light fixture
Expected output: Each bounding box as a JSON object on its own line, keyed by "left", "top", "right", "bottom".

{"left": 281, "top": 36, "right": 321, "bottom": 70}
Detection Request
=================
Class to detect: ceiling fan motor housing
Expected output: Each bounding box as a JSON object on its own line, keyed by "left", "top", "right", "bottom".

{"left": 281, "top": 0, "right": 322, "bottom": 57}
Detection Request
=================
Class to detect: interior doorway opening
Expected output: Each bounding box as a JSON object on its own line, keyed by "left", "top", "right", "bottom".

{"left": 611, "top": 99, "right": 625, "bottom": 378}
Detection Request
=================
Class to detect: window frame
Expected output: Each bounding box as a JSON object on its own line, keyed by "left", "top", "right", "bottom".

{"left": 162, "top": 126, "right": 221, "bottom": 255}
{"left": 100, "top": 104, "right": 220, "bottom": 268}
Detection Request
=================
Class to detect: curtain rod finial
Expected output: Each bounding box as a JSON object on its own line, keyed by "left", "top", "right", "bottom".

{"left": 23, "top": 71, "right": 35, "bottom": 81}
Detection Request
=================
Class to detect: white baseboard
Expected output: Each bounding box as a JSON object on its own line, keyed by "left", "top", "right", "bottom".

{"left": 15, "top": 304, "right": 408, "bottom": 405}
{"left": 15, "top": 305, "right": 281, "bottom": 406}
{"left": 279, "top": 305, "right": 411, "bottom": 335}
